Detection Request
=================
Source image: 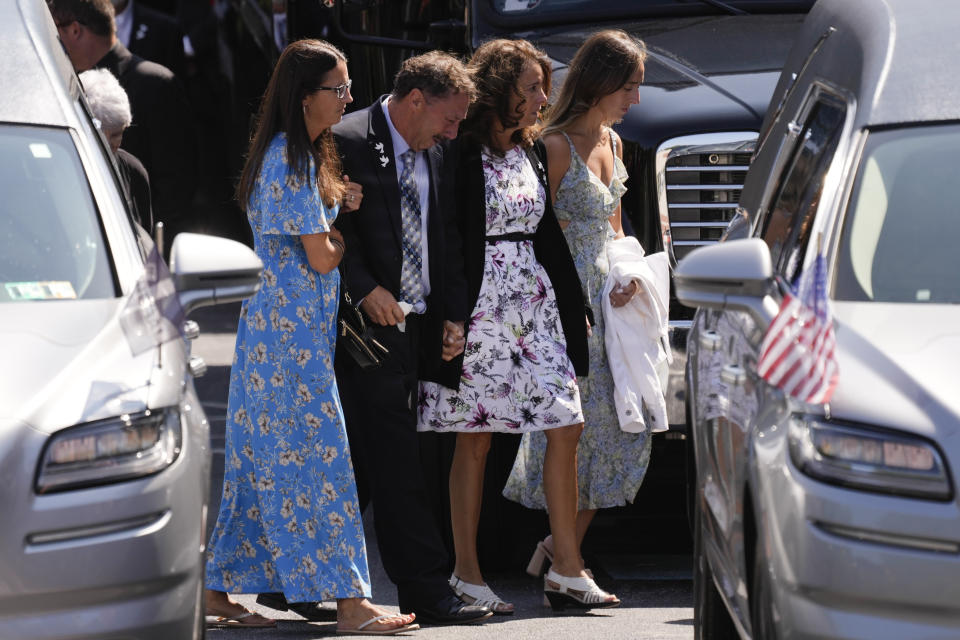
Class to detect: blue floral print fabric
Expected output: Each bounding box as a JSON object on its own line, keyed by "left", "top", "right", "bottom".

{"left": 206, "top": 133, "right": 371, "bottom": 601}
{"left": 417, "top": 145, "right": 583, "bottom": 433}
{"left": 504, "top": 130, "right": 652, "bottom": 510}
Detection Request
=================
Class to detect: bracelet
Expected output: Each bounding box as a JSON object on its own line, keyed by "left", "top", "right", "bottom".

{"left": 330, "top": 237, "right": 345, "bottom": 254}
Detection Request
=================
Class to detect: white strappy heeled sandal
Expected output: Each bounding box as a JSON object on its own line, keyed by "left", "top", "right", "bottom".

{"left": 449, "top": 574, "right": 515, "bottom": 615}
{"left": 543, "top": 568, "right": 620, "bottom": 612}
{"left": 541, "top": 567, "right": 596, "bottom": 608}
{"left": 526, "top": 537, "right": 554, "bottom": 577}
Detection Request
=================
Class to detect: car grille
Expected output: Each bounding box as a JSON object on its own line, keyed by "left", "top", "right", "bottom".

{"left": 656, "top": 132, "right": 758, "bottom": 266}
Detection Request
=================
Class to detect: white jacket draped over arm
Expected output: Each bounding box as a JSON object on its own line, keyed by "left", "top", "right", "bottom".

{"left": 602, "top": 236, "right": 671, "bottom": 433}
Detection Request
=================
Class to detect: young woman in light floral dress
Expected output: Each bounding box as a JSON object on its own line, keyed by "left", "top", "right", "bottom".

{"left": 502, "top": 30, "right": 650, "bottom": 583}
{"left": 204, "top": 39, "right": 417, "bottom": 635}
{"left": 418, "top": 39, "right": 619, "bottom": 613}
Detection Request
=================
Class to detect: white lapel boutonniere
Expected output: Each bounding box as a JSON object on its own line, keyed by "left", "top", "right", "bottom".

{"left": 373, "top": 141, "right": 390, "bottom": 168}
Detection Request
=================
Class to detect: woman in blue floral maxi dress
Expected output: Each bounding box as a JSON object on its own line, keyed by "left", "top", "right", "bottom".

{"left": 204, "top": 40, "right": 416, "bottom": 635}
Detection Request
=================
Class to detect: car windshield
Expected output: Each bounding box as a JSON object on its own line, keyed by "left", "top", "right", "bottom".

{"left": 0, "top": 125, "right": 115, "bottom": 303}
{"left": 834, "top": 124, "right": 960, "bottom": 304}
{"left": 490, "top": 0, "right": 814, "bottom": 19}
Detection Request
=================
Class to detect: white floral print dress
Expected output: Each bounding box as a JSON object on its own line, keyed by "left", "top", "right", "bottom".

{"left": 418, "top": 145, "right": 583, "bottom": 433}
{"left": 205, "top": 133, "right": 371, "bottom": 601}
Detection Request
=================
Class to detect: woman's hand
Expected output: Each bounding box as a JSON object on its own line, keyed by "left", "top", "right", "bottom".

{"left": 585, "top": 314, "right": 593, "bottom": 338}
{"left": 441, "top": 320, "right": 466, "bottom": 361}
{"left": 341, "top": 175, "right": 363, "bottom": 212}
{"left": 609, "top": 280, "right": 639, "bottom": 308}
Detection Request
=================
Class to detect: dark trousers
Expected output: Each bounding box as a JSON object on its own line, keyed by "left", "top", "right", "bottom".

{"left": 335, "top": 315, "right": 452, "bottom": 607}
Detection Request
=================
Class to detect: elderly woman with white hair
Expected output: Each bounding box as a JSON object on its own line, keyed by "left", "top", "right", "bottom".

{"left": 79, "top": 67, "right": 153, "bottom": 230}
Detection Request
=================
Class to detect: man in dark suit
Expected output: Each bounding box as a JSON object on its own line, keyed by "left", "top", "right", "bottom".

{"left": 49, "top": 0, "right": 195, "bottom": 248}
{"left": 331, "top": 52, "right": 490, "bottom": 626}
{"left": 111, "top": 0, "right": 186, "bottom": 80}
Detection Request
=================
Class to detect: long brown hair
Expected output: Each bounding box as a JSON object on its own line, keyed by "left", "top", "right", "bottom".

{"left": 460, "top": 39, "right": 551, "bottom": 150}
{"left": 236, "top": 39, "right": 347, "bottom": 210}
{"left": 544, "top": 30, "right": 646, "bottom": 134}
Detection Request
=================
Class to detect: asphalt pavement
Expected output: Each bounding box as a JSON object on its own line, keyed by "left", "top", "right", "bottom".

{"left": 191, "top": 303, "right": 694, "bottom": 640}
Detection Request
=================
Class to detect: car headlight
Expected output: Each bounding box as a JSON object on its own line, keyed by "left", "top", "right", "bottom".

{"left": 36, "top": 409, "right": 182, "bottom": 493}
{"left": 788, "top": 416, "right": 952, "bottom": 501}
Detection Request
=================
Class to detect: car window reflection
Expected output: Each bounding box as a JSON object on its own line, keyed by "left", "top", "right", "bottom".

{"left": 0, "top": 125, "right": 115, "bottom": 303}
{"left": 836, "top": 124, "right": 960, "bottom": 304}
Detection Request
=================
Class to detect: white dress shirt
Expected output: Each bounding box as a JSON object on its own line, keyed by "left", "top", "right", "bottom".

{"left": 114, "top": 0, "right": 134, "bottom": 48}
{"left": 382, "top": 97, "right": 431, "bottom": 298}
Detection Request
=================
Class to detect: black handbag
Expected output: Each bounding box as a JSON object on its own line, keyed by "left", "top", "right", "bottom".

{"left": 337, "top": 287, "right": 389, "bottom": 369}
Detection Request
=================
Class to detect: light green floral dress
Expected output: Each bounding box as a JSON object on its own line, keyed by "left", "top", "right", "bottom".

{"left": 503, "top": 130, "right": 652, "bottom": 510}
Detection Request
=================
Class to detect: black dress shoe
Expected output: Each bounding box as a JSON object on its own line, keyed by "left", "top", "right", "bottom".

{"left": 255, "top": 592, "right": 337, "bottom": 622}
{"left": 402, "top": 595, "right": 493, "bottom": 626}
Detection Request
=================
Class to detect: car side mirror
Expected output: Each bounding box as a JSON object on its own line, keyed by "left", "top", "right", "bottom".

{"left": 674, "top": 238, "right": 779, "bottom": 327}
{"left": 169, "top": 233, "right": 262, "bottom": 316}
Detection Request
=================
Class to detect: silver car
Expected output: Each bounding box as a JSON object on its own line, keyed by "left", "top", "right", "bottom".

{"left": 0, "top": 1, "right": 261, "bottom": 638}
{"left": 678, "top": 0, "right": 960, "bottom": 638}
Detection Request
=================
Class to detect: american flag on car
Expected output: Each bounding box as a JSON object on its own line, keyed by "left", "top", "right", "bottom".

{"left": 756, "top": 244, "right": 839, "bottom": 404}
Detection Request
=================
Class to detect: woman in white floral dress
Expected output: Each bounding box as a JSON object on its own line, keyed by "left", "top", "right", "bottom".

{"left": 502, "top": 30, "right": 650, "bottom": 584}
{"left": 418, "top": 39, "right": 618, "bottom": 614}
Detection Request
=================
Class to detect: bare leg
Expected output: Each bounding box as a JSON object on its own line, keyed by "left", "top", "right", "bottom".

{"left": 576, "top": 508, "right": 598, "bottom": 553}
{"left": 449, "top": 432, "right": 492, "bottom": 584}
{"left": 543, "top": 423, "right": 586, "bottom": 577}
{"left": 539, "top": 443, "right": 617, "bottom": 609}
{"left": 337, "top": 598, "right": 415, "bottom": 632}
{"left": 449, "top": 432, "right": 515, "bottom": 614}
{"left": 543, "top": 508, "right": 598, "bottom": 566}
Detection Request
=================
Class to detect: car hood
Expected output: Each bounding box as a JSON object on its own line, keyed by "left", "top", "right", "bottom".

{"left": 0, "top": 299, "right": 162, "bottom": 435}
{"left": 534, "top": 14, "right": 806, "bottom": 147}
{"left": 830, "top": 302, "right": 960, "bottom": 440}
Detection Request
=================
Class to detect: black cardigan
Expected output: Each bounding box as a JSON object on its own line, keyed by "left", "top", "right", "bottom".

{"left": 434, "top": 138, "right": 590, "bottom": 390}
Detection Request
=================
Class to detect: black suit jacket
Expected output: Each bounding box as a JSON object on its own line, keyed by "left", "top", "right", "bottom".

{"left": 116, "top": 148, "right": 153, "bottom": 231}
{"left": 128, "top": 2, "right": 186, "bottom": 81}
{"left": 451, "top": 138, "right": 590, "bottom": 383}
{"left": 96, "top": 42, "right": 196, "bottom": 229}
{"left": 332, "top": 100, "right": 468, "bottom": 385}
